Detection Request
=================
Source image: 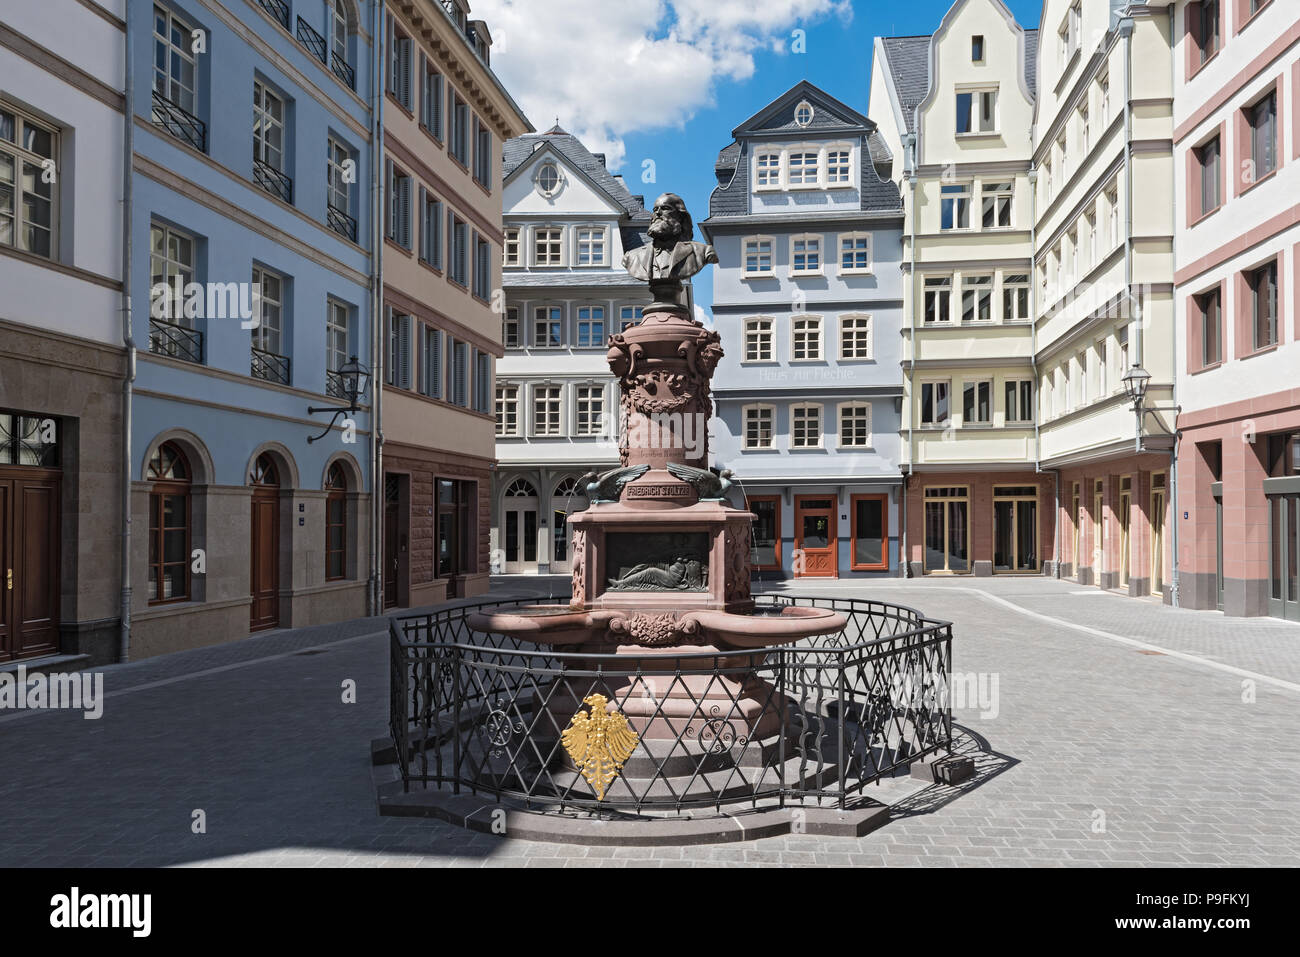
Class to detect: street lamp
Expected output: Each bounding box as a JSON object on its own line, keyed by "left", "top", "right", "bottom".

{"left": 307, "top": 355, "right": 371, "bottom": 443}
{"left": 1121, "top": 363, "right": 1151, "bottom": 410}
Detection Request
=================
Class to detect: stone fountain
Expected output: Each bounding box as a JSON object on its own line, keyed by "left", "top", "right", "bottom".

{"left": 468, "top": 193, "right": 846, "bottom": 785}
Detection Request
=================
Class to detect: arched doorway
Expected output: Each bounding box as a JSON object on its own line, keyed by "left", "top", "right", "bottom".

{"left": 502, "top": 478, "right": 538, "bottom": 573}
{"left": 550, "top": 476, "right": 587, "bottom": 575}
{"left": 249, "top": 452, "right": 280, "bottom": 631}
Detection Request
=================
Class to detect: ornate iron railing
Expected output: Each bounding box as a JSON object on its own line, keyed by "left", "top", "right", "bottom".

{"left": 255, "top": 0, "right": 289, "bottom": 29}
{"left": 326, "top": 368, "right": 347, "bottom": 399}
{"left": 148, "top": 317, "right": 203, "bottom": 364}
{"left": 331, "top": 51, "right": 356, "bottom": 90}
{"left": 253, "top": 158, "right": 293, "bottom": 204}
{"left": 327, "top": 203, "right": 358, "bottom": 242}
{"left": 251, "top": 347, "right": 290, "bottom": 385}
{"left": 296, "top": 16, "right": 327, "bottom": 63}
{"left": 388, "top": 594, "right": 954, "bottom": 816}
{"left": 150, "top": 89, "right": 206, "bottom": 152}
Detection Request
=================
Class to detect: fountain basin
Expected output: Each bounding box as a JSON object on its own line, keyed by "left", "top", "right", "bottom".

{"left": 684, "top": 605, "right": 847, "bottom": 648}
{"left": 465, "top": 605, "right": 612, "bottom": 646}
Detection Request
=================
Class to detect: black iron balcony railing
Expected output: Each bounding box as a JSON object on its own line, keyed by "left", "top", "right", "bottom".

{"left": 331, "top": 51, "right": 356, "bottom": 90}
{"left": 149, "top": 317, "right": 204, "bottom": 364}
{"left": 151, "top": 89, "right": 206, "bottom": 153}
{"left": 327, "top": 203, "right": 358, "bottom": 242}
{"left": 296, "top": 16, "right": 328, "bottom": 63}
{"left": 326, "top": 369, "right": 347, "bottom": 400}
{"left": 251, "top": 346, "right": 291, "bottom": 385}
{"left": 253, "top": 158, "right": 293, "bottom": 204}
{"left": 255, "top": 0, "right": 289, "bottom": 29}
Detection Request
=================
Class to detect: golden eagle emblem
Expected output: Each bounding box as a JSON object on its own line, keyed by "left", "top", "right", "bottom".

{"left": 561, "top": 694, "right": 640, "bottom": 801}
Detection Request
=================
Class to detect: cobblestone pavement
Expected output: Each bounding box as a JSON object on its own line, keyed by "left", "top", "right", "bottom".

{"left": 1, "top": 576, "right": 1297, "bottom": 867}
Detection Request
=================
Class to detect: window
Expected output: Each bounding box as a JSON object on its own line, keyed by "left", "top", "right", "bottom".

{"left": 496, "top": 384, "right": 520, "bottom": 436}
{"left": 153, "top": 5, "right": 199, "bottom": 135}
{"left": 962, "top": 275, "right": 993, "bottom": 322}
{"left": 1078, "top": 104, "right": 1090, "bottom": 154}
{"left": 532, "top": 385, "right": 562, "bottom": 435}
{"left": 148, "top": 222, "right": 195, "bottom": 328}
{"left": 788, "top": 150, "right": 818, "bottom": 186}
{"left": 419, "top": 188, "right": 443, "bottom": 268}
{"left": 826, "top": 148, "right": 851, "bottom": 185}
{"left": 533, "top": 306, "right": 562, "bottom": 348}
{"left": 533, "top": 226, "right": 563, "bottom": 266}
{"left": 576, "top": 306, "right": 605, "bottom": 348}
{"left": 1195, "top": 135, "right": 1221, "bottom": 218}
{"left": 1005, "top": 379, "right": 1034, "bottom": 424}
{"left": 472, "top": 233, "right": 490, "bottom": 299}
{"left": 575, "top": 385, "right": 604, "bottom": 436}
{"left": 503, "top": 227, "right": 520, "bottom": 267}
{"left": 971, "top": 35, "right": 985, "bottom": 62}
{"left": 791, "top": 404, "right": 822, "bottom": 448}
{"left": 941, "top": 184, "right": 971, "bottom": 229}
{"left": 448, "top": 211, "right": 468, "bottom": 285}
{"left": 473, "top": 116, "right": 492, "bottom": 187}
{"left": 146, "top": 442, "right": 191, "bottom": 604}
{"left": 921, "top": 381, "right": 950, "bottom": 427}
{"left": 476, "top": 355, "right": 492, "bottom": 414}
{"left": 839, "top": 315, "right": 872, "bottom": 360}
{"left": 421, "top": 60, "right": 444, "bottom": 140}
{"left": 924, "top": 276, "right": 952, "bottom": 323}
{"left": 1248, "top": 260, "right": 1279, "bottom": 351}
{"left": 1099, "top": 73, "right": 1111, "bottom": 126}
{"left": 1096, "top": 339, "right": 1108, "bottom": 396}
{"left": 1117, "top": 324, "right": 1130, "bottom": 376}
{"left": 419, "top": 324, "right": 441, "bottom": 398}
{"left": 982, "top": 182, "right": 1012, "bottom": 229}
{"left": 450, "top": 339, "right": 469, "bottom": 406}
{"left": 503, "top": 307, "right": 519, "bottom": 348}
{"left": 1056, "top": 133, "right": 1068, "bottom": 181}
{"left": 743, "top": 236, "right": 774, "bottom": 275}
{"left": 1060, "top": 1, "right": 1081, "bottom": 64}
{"left": 756, "top": 151, "right": 781, "bottom": 187}
{"left": 1196, "top": 287, "right": 1222, "bottom": 367}
{"left": 618, "top": 305, "right": 642, "bottom": 331}
{"left": 956, "top": 89, "right": 997, "bottom": 134}
{"left": 748, "top": 497, "right": 781, "bottom": 569}
{"left": 1246, "top": 90, "right": 1277, "bottom": 184}
{"left": 1085, "top": 208, "right": 1097, "bottom": 269}
{"left": 794, "top": 101, "right": 814, "bottom": 127}
{"left": 1192, "top": 1, "right": 1220, "bottom": 66}
{"left": 743, "top": 406, "right": 774, "bottom": 449}
{"left": 327, "top": 137, "right": 353, "bottom": 226}
{"left": 792, "top": 316, "right": 822, "bottom": 360}
{"left": 791, "top": 234, "right": 821, "bottom": 274}
{"left": 963, "top": 380, "right": 992, "bottom": 425}
{"left": 1003, "top": 274, "right": 1029, "bottom": 321}
{"left": 744, "top": 317, "right": 774, "bottom": 361}
{"left": 536, "top": 162, "right": 560, "bottom": 195}
{"left": 326, "top": 300, "right": 350, "bottom": 391}
{"left": 575, "top": 226, "right": 607, "bottom": 266}
{"left": 1074, "top": 351, "right": 1088, "bottom": 407}
{"left": 388, "top": 25, "right": 412, "bottom": 109}
{"left": 386, "top": 310, "right": 411, "bottom": 389}
{"left": 0, "top": 105, "right": 56, "bottom": 258}
{"left": 449, "top": 92, "right": 469, "bottom": 166}
{"left": 386, "top": 161, "right": 411, "bottom": 248}
{"left": 851, "top": 495, "right": 887, "bottom": 570}
{"left": 1108, "top": 186, "right": 1121, "bottom": 248}
{"left": 252, "top": 81, "right": 288, "bottom": 197}
{"left": 840, "top": 233, "right": 872, "bottom": 272}
{"left": 249, "top": 265, "right": 285, "bottom": 377}
{"left": 839, "top": 403, "right": 872, "bottom": 447}
{"left": 324, "top": 463, "right": 347, "bottom": 581}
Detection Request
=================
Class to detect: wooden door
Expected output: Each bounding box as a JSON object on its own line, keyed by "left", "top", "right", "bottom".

{"left": 249, "top": 489, "right": 279, "bottom": 631}
{"left": 384, "top": 494, "right": 399, "bottom": 608}
{"left": 794, "top": 496, "right": 837, "bottom": 578}
{"left": 0, "top": 473, "right": 61, "bottom": 660}
{"left": 0, "top": 479, "right": 10, "bottom": 658}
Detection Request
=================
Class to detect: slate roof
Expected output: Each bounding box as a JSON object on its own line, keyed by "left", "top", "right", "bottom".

{"left": 879, "top": 28, "right": 1039, "bottom": 134}
{"left": 502, "top": 129, "right": 651, "bottom": 234}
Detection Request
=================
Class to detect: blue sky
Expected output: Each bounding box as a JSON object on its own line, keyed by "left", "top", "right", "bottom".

{"left": 478, "top": 0, "right": 1044, "bottom": 316}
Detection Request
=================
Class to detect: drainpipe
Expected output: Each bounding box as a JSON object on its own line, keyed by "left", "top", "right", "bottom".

{"left": 118, "top": 12, "right": 136, "bottom": 661}
{"left": 902, "top": 131, "right": 918, "bottom": 579}
{"left": 368, "top": 0, "right": 385, "bottom": 616}
{"left": 1164, "top": 4, "right": 1180, "bottom": 608}
{"left": 1027, "top": 167, "right": 1059, "bottom": 579}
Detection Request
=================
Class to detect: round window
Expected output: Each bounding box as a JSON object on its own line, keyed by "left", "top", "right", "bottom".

{"left": 538, "top": 163, "right": 559, "bottom": 194}
{"left": 794, "top": 101, "right": 814, "bottom": 128}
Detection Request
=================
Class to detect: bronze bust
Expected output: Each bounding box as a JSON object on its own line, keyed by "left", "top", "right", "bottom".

{"left": 622, "top": 192, "right": 717, "bottom": 311}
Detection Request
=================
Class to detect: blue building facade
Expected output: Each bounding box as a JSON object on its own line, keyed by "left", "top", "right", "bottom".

{"left": 128, "top": 0, "right": 377, "bottom": 655}
{"left": 702, "top": 82, "right": 905, "bottom": 580}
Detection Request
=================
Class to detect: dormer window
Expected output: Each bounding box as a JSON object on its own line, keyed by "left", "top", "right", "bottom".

{"left": 794, "top": 101, "right": 814, "bottom": 128}
{"left": 535, "top": 162, "right": 561, "bottom": 197}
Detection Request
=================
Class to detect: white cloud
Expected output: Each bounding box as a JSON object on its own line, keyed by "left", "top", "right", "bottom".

{"left": 473, "top": 0, "right": 851, "bottom": 169}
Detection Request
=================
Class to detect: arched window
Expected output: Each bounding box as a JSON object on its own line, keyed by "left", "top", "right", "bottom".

{"left": 505, "top": 478, "right": 538, "bottom": 497}
{"left": 327, "top": 0, "right": 351, "bottom": 69}
{"left": 146, "top": 442, "right": 191, "bottom": 604}
{"left": 554, "top": 477, "right": 582, "bottom": 499}
{"left": 250, "top": 453, "right": 279, "bottom": 487}
{"left": 325, "top": 463, "right": 347, "bottom": 580}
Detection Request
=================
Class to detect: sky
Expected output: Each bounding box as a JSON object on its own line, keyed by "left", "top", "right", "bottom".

{"left": 473, "top": 0, "right": 1044, "bottom": 315}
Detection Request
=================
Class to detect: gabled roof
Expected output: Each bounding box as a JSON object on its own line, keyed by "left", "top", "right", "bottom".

{"left": 730, "top": 79, "right": 877, "bottom": 139}
{"left": 502, "top": 130, "right": 651, "bottom": 224}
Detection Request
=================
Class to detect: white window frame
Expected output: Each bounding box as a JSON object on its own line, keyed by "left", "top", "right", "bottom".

{"left": 790, "top": 403, "right": 823, "bottom": 449}
{"left": 503, "top": 227, "right": 520, "bottom": 267}
{"left": 535, "top": 161, "right": 562, "bottom": 196}
{"left": 575, "top": 305, "right": 606, "bottom": 349}
{"left": 839, "top": 232, "right": 872, "bottom": 273}
{"left": 532, "top": 305, "right": 562, "bottom": 349}
{"left": 252, "top": 80, "right": 286, "bottom": 174}
{"left": 742, "top": 404, "right": 776, "bottom": 450}
{"left": 941, "top": 183, "right": 971, "bottom": 230}
{"left": 789, "top": 233, "right": 823, "bottom": 276}
{"left": 574, "top": 383, "right": 605, "bottom": 437}
{"left": 1004, "top": 378, "right": 1034, "bottom": 425}
{"left": 496, "top": 383, "right": 520, "bottom": 436}
{"left": 153, "top": 5, "right": 198, "bottom": 115}
{"left": 791, "top": 315, "right": 823, "bottom": 362}
{"left": 955, "top": 87, "right": 998, "bottom": 135}
{"left": 1002, "top": 274, "right": 1030, "bottom": 322}
{"left": 530, "top": 383, "right": 563, "bottom": 437}
{"left": 1, "top": 104, "right": 58, "bottom": 258}
{"left": 574, "top": 225, "right": 608, "bottom": 267}
{"left": 962, "top": 378, "right": 993, "bottom": 426}
{"left": 250, "top": 264, "right": 283, "bottom": 356}
{"left": 920, "top": 379, "right": 951, "bottom": 428}
{"left": 326, "top": 299, "right": 350, "bottom": 376}
{"left": 981, "top": 182, "right": 1013, "bottom": 229}
{"left": 743, "top": 316, "right": 775, "bottom": 362}
{"left": 786, "top": 147, "right": 820, "bottom": 189}
{"left": 839, "top": 314, "right": 872, "bottom": 360}
{"left": 149, "top": 222, "right": 196, "bottom": 327}
{"left": 754, "top": 150, "right": 782, "bottom": 189}
{"left": 837, "top": 402, "right": 873, "bottom": 448}
{"left": 961, "top": 275, "right": 994, "bottom": 323}
{"left": 825, "top": 145, "right": 852, "bottom": 186}
{"left": 742, "top": 235, "right": 775, "bottom": 277}
{"left": 532, "top": 225, "right": 564, "bottom": 267}
{"left": 924, "top": 276, "right": 953, "bottom": 324}
{"left": 618, "top": 305, "right": 642, "bottom": 331}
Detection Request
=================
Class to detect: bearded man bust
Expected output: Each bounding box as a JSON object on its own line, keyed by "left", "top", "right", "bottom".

{"left": 622, "top": 192, "right": 718, "bottom": 308}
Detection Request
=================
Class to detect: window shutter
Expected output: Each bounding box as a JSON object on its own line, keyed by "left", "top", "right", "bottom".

{"left": 398, "top": 314, "right": 411, "bottom": 390}
{"left": 433, "top": 200, "right": 442, "bottom": 269}
{"left": 400, "top": 176, "right": 411, "bottom": 249}
{"left": 428, "top": 326, "right": 442, "bottom": 399}
{"left": 400, "top": 40, "right": 412, "bottom": 109}
{"left": 418, "top": 52, "right": 427, "bottom": 125}
{"left": 384, "top": 158, "right": 394, "bottom": 239}
{"left": 417, "top": 185, "right": 427, "bottom": 259}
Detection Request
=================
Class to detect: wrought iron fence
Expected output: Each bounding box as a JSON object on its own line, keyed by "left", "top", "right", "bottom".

{"left": 253, "top": 158, "right": 293, "bottom": 204}
{"left": 255, "top": 0, "right": 290, "bottom": 29}
{"left": 388, "top": 594, "right": 954, "bottom": 816}
{"left": 251, "top": 347, "right": 290, "bottom": 385}
{"left": 326, "top": 368, "right": 347, "bottom": 400}
{"left": 150, "top": 89, "right": 206, "bottom": 152}
{"left": 296, "top": 16, "right": 328, "bottom": 63}
{"left": 148, "top": 317, "right": 203, "bottom": 364}
{"left": 331, "top": 51, "right": 356, "bottom": 90}
{"left": 327, "top": 203, "right": 358, "bottom": 242}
